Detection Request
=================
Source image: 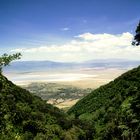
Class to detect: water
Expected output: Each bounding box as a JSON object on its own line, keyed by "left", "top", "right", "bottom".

{"left": 5, "top": 72, "right": 98, "bottom": 85}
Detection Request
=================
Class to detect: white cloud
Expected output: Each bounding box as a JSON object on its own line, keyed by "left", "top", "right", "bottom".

{"left": 10, "top": 32, "right": 140, "bottom": 62}
{"left": 61, "top": 27, "right": 70, "bottom": 31}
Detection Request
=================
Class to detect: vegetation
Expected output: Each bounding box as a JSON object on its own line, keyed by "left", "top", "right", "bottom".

{"left": 0, "top": 22, "right": 140, "bottom": 139}
{"left": 68, "top": 65, "right": 140, "bottom": 139}
{"left": 132, "top": 21, "right": 140, "bottom": 46}
{"left": 0, "top": 73, "right": 94, "bottom": 139}
{"left": 0, "top": 53, "right": 21, "bottom": 73}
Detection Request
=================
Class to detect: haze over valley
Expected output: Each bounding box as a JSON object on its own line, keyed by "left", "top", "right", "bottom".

{"left": 4, "top": 59, "right": 140, "bottom": 88}
{"left": 1, "top": 0, "right": 140, "bottom": 139}
{"left": 4, "top": 59, "right": 140, "bottom": 108}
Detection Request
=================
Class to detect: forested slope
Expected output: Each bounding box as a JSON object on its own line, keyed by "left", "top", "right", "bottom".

{"left": 0, "top": 74, "right": 93, "bottom": 140}
{"left": 1, "top": 65, "right": 140, "bottom": 139}
{"left": 68, "top": 65, "right": 140, "bottom": 139}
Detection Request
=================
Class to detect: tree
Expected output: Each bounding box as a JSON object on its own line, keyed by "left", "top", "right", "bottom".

{"left": 0, "top": 53, "right": 21, "bottom": 73}
{"left": 132, "top": 21, "right": 140, "bottom": 46}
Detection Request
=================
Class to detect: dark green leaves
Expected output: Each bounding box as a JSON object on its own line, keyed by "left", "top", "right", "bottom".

{"left": 132, "top": 21, "right": 140, "bottom": 46}
{"left": 0, "top": 53, "right": 21, "bottom": 73}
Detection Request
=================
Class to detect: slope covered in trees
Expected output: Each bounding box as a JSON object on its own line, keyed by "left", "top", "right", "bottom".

{"left": 68, "top": 65, "right": 140, "bottom": 139}
{"left": 0, "top": 74, "right": 94, "bottom": 140}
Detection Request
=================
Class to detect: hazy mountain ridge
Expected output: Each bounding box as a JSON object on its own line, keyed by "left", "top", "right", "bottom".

{"left": 4, "top": 59, "right": 140, "bottom": 73}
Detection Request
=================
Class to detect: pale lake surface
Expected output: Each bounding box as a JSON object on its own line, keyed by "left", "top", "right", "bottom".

{"left": 4, "top": 68, "right": 127, "bottom": 88}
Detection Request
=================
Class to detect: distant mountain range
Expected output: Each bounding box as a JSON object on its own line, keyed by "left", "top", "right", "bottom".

{"left": 4, "top": 59, "right": 140, "bottom": 73}
{"left": 4, "top": 60, "right": 76, "bottom": 73}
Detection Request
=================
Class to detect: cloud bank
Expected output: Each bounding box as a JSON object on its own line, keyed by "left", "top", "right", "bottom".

{"left": 11, "top": 32, "right": 140, "bottom": 62}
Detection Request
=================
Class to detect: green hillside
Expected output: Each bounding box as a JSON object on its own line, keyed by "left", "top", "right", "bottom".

{"left": 0, "top": 74, "right": 93, "bottom": 140}
{"left": 1, "top": 65, "right": 140, "bottom": 140}
{"left": 68, "top": 66, "right": 140, "bottom": 139}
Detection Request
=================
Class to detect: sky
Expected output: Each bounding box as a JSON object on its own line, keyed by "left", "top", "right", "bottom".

{"left": 0, "top": 0, "right": 140, "bottom": 62}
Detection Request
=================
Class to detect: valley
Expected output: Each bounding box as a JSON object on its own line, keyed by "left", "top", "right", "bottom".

{"left": 22, "top": 82, "right": 92, "bottom": 109}
{"left": 1, "top": 1, "right": 140, "bottom": 139}
{"left": 4, "top": 59, "right": 139, "bottom": 89}
{"left": 4, "top": 60, "right": 140, "bottom": 109}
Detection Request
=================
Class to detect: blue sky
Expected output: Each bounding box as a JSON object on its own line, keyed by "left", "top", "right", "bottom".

{"left": 0, "top": 0, "right": 140, "bottom": 61}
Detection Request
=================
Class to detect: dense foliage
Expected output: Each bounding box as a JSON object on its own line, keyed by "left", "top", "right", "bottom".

{"left": 132, "top": 21, "right": 140, "bottom": 46}
{"left": 68, "top": 66, "right": 140, "bottom": 139}
{"left": 0, "top": 74, "right": 94, "bottom": 139}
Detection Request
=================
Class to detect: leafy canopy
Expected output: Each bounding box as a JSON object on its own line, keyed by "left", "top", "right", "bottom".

{"left": 132, "top": 21, "right": 140, "bottom": 46}
{"left": 0, "top": 53, "right": 21, "bottom": 73}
